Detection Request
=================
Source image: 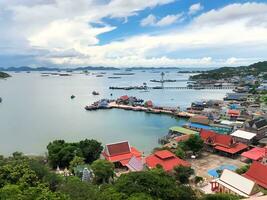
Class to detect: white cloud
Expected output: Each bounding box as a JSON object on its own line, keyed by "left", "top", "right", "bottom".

{"left": 156, "top": 14, "right": 184, "bottom": 26}
{"left": 0, "top": 1, "right": 267, "bottom": 68}
{"left": 140, "top": 14, "right": 157, "bottom": 26}
{"left": 141, "top": 13, "right": 183, "bottom": 27}
{"left": 189, "top": 3, "right": 203, "bottom": 15}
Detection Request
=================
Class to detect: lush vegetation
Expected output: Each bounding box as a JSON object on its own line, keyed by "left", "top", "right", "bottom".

{"left": 179, "top": 135, "right": 204, "bottom": 154}
{"left": 235, "top": 164, "right": 250, "bottom": 175}
{"left": 47, "top": 139, "right": 103, "bottom": 168}
{"left": 0, "top": 71, "right": 10, "bottom": 78}
{"left": 0, "top": 139, "right": 242, "bottom": 200}
{"left": 190, "top": 61, "right": 267, "bottom": 80}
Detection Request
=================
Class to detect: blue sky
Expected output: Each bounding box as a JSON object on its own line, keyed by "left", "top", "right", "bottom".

{"left": 0, "top": 0, "right": 267, "bottom": 68}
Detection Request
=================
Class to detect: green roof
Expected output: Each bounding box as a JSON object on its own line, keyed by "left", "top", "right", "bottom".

{"left": 169, "top": 126, "right": 198, "bottom": 135}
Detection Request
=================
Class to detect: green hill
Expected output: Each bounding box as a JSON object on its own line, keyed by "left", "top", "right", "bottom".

{"left": 190, "top": 61, "right": 267, "bottom": 80}
{"left": 0, "top": 71, "right": 11, "bottom": 78}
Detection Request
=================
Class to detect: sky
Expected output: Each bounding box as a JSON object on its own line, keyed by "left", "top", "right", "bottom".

{"left": 0, "top": 0, "right": 267, "bottom": 68}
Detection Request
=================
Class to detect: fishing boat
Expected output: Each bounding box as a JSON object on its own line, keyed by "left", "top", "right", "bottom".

{"left": 92, "top": 91, "right": 99, "bottom": 95}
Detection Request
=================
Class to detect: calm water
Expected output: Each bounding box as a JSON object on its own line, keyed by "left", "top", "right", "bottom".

{"left": 0, "top": 71, "right": 230, "bottom": 155}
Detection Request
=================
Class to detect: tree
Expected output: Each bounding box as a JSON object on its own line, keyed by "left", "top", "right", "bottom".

{"left": 202, "top": 193, "right": 240, "bottom": 200}
{"left": 47, "top": 139, "right": 103, "bottom": 168}
{"left": 91, "top": 160, "right": 114, "bottom": 184}
{"left": 69, "top": 156, "right": 85, "bottom": 173}
{"left": 79, "top": 139, "right": 103, "bottom": 163}
{"left": 175, "top": 147, "right": 186, "bottom": 159}
{"left": 127, "top": 193, "right": 153, "bottom": 200}
{"left": 114, "top": 169, "right": 196, "bottom": 200}
{"left": 180, "top": 135, "right": 204, "bottom": 153}
{"left": 173, "top": 165, "right": 194, "bottom": 184}
{"left": 58, "top": 176, "right": 98, "bottom": 200}
{"left": 235, "top": 164, "right": 250, "bottom": 175}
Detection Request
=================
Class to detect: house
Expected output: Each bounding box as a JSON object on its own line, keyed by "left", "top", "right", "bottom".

{"left": 145, "top": 150, "right": 190, "bottom": 171}
{"left": 230, "top": 130, "right": 257, "bottom": 145}
{"left": 227, "top": 109, "right": 241, "bottom": 119}
{"left": 200, "top": 129, "right": 248, "bottom": 157}
{"left": 144, "top": 100, "right": 153, "bottom": 108}
{"left": 241, "top": 147, "right": 267, "bottom": 162}
{"left": 224, "top": 93, "right": 250, "bottom": 101}
{"left": 244, "top": 117, "right": 267, "bottom": 140}
{"left": 102, "top": 141, "right": 142, "bottom": 168}
{"left": 257, "top": 84, "right": 267, "bottom": 91}
{"left": 243, "top": 162, "right": 267, "bottom": 189}
{"left": 210, "top": 169, "right": 259, "bottom": 198}
{"left": 191, "top": 101, "right": 206, "bottom": 110}
{"left": 189, "top": 115, "right": 211, "bottom": 125}
{"left": 117, "top": 95, "right": 129, "bottom": 104}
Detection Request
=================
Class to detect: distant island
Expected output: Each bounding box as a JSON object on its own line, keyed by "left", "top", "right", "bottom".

{"left": 0, "top": 66, "right": 120, "bottom": 72}
{"left": 125, "top": 67, "right": 181, "bottom": 70}
{"left": 0, "top": 71, "right": 10, "bottom": 78}
{"left": 190, "top": 61, "right": 267, "bottom": 80}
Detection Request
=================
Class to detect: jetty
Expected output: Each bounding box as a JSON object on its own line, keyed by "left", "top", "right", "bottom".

{"left": 85, "top": 99, "right": 195, "bottom": 118}
{"left": 109, "top": 86, "right": 235, "bottom": 90}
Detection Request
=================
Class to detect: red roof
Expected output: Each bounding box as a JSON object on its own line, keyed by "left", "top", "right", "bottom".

{"left": 227, "top": 109, "right": 240, "bottom": 117}
{"left": 105, "top": 141, "right": 130, "bottom": 156}
{"left": 102, "top": 141, "right": 142, "bottom": 164}
{"left": 244, "top": 162, "right": 267, "bottom": 189}
{"left": 200, "top": 129, "right": 216, "bottom": 140}
{"left": 214, "top": 143, "right": 248, "bottom": 154}
{"left": 200, "top": 129, "right": 235, "bottom": 147}
{"left": 103, "top": 146, "right": 142, "bottom": 163}
{"left": 241, "top": 147, "right": 267, "bottom": 161}
{"left": 145, "top": 100, "right": 153, "bottom": 107}
{"left": 200, "top": 129, "right": 248, "bottom": 154}
{"left": 145, "top": 150, "right": 190, "bottom": 171}
{"left": 119, "top": 95, "right": 129, "bottom": 101}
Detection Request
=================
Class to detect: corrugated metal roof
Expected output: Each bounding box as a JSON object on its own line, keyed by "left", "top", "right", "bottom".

{"left": 219, "top": 169, "right": 256, "bottom": 196}
{"left": 231, "top": 130, "right": 257, "bottom": 140}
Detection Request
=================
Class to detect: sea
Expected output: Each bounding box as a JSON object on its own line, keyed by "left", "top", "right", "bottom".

{"left": 0, "top": 70, "right": 230, "bottom": 155}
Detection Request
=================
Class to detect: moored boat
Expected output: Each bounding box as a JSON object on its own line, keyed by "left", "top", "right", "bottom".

{"left": 92, "top": 91, "right": 99, "bottom": 95}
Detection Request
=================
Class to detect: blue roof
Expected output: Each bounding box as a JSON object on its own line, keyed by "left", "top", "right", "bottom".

{"left": 186, "top": 122, "right": 231, "bottom": 134}
{"left": 188, "top": 123, "right": 211, "bottom": 130}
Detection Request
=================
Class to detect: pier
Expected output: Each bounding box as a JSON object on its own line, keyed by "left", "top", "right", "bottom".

{"left": 109, "top": 86, "right": 235, "bottom": 90}
{"left": 85, "top": 101, "right": 195, "bottom": 119}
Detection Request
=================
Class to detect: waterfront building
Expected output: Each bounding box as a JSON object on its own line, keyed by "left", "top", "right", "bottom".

{"left": 224, "top": 93, "right": 250, "bottom": 101}
{"left": 189, "top": 115, "right": 211, "bottom": 125}
{"left": 144, "top": 100, "right": 153, "bottom": 108}
{"left": 169, "top": 126, "right": 198, "bottom": 136}
{"left": 102, "top": 141, "right": 142, "bottom": 168}
{"left": 243, "top": 162, "right": 267, "bottom": 189}
{"left": 145, "top": 150, "right": 190, "bottom": 171}
{"left": 230, "top": 130, "right": 257, "bottom": 145}
{"left": 210, "top": 169, "right": 259, "bottom": 198}
{"left": 200, "top": 129, "right": 248, "bottom": 157}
